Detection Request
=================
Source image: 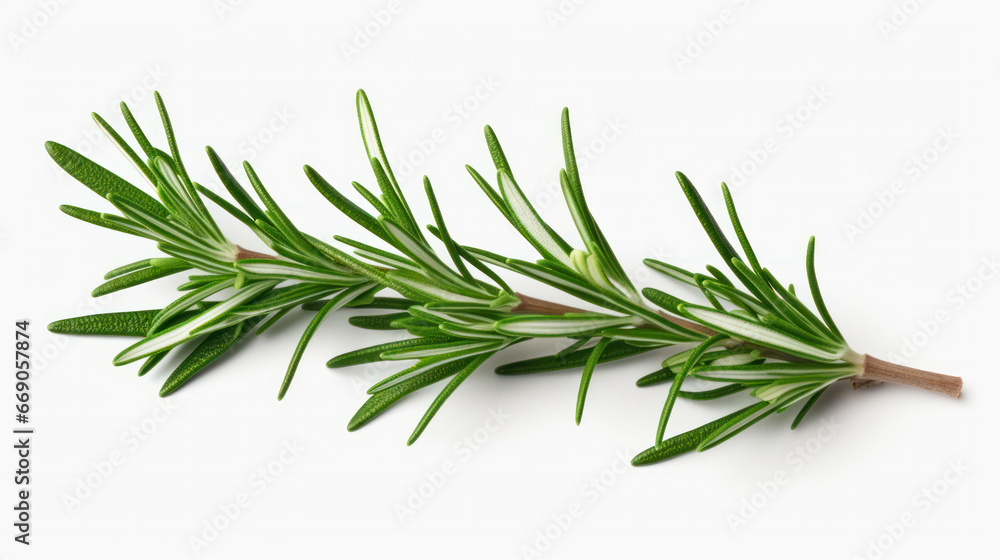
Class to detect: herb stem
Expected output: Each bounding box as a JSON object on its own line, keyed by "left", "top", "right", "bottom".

{"left": 513, "top": 291, "right": 809, "bottom": 363}
{"left": 233, "top": 245, "right": 278, "bottom": 261}
{"left": 852, "top": 354, "right": 962, "bottom": 398}
{"left": 516, "top": 294, "right": 962, "bottom": 397}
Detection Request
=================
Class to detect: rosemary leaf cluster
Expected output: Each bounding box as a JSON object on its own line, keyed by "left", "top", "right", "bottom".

{"left": 47, "top": 91, "right": 962, "bottom": 466}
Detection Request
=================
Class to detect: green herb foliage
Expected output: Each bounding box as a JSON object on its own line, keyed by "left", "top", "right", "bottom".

{"left": 48, "top": 91, "right": 875, "bottom": 465}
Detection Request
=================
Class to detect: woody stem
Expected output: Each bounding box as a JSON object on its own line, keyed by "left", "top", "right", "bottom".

{"left": 512, "top": 293, "right": 963, "bottom": 397}
{"left": 852, "top": 354, "right": 962, "bottom": 398}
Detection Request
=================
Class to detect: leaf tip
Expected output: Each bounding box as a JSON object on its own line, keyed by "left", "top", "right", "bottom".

{"left": 44, "top": 140, "right": 60, "bottom": 158}
{"left": 346, "top": 412, "right": 365, "bottom": 432}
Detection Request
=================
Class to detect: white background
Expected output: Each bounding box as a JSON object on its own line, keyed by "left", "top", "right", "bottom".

{"left": 2, "top": 1, "right": 998, "bottom": 558}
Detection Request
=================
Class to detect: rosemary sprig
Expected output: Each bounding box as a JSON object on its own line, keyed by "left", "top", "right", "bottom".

{"left": 47, "top": 91, "right": 963, "bottom": 466}
{"left": 48, "top": 93, "right": 378, "bottom": 398}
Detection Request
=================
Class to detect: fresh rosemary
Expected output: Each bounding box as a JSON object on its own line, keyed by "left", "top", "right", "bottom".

{"left": 46, "top": 91, "right": 963, "bottom": 466}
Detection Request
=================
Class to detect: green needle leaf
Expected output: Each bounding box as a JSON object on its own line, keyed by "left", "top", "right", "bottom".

{"left": 678, "top": 383, "right": 748, "bottom": 400}
{"left": 484, "top": 125, "right": 512, "bottom": 173}
{"left": 235, "top": 259, "right": 361, "bottom": 285}
{"left": 692, "top": 362, "right": 858, "bottom": 383}
{"left": 347, "top": 355, "right": 480, "bottom": 431}
{"left": 48, "top": 310, "right": 164, "bottom": 337}
{"left": 601, "top": 327, "right": 683, "bottom": 346}
{"left": 347, "top": 312, "right": 411, "bottom": 330}
{"left": 494, "top": 313, "right": 635, "bottom": 338}
{"left": 356, "top": 90, "right": 408, "bottom": 216}
{"left": 497, "top": 169, "right": 573, "bottom": 267}
{"left": 407, "top": 353, "right": 493, "bottom": 445}
{"left": 806, "top": 237, "right": 845, "bottom": 341}
{"left": 465, "top": 164, "right": 515, "bottom": 224}
{"left": 576, "top": 337, "right": 610, "bottom": 425}
{"left": 278, "top": 283, "right": 376, "bottom": 400}
{"left": 92, "top": 111, "right": 157, "bottom": 187}
{"left": 634, "top": 367, "right": 677, "bottom": 387}
{"left": 119, "top": 101, "right": 157, "bottom": 160}
{"left": 721, "top": 183, "right": 764, "bottom": 278}
{"left": 495, "top": 340, "right": 653, "bottom": 374}
{"left": 113, "top": 280, "right": 278, "bottom": 365}
{"left": 352, "top": 181, "right": 392, "bottom": 217}
{"left": 206, "top": 146, "right": 268, "bottom": 224}
{"left": 255, "top": 307, "right": 294, "bottom": 335}
{"left": 103, "top": 258, "right": 155, "bottom": 280}
{"left": 148, "top": 278, "right": 236, "bottom": 334}
{"left": 244, "top": 162, "right": 316, "bottom": 259}
{"left": 46, "top": 141, "right": 168, "bottom": 218}
{"left": 790, "top": 386, "right": 829, "bottom": 429}
{"left": 697, "top": 400, "right": 778, "bottom": 451}
{"left": 424, "top": 176, "right": 474, "bottom": 282}
{"left": 378, "top": 216, "right": 479, "bottom": 292}
{"left": 91, "top": 259, "right": 191, "bottom": 297}
{"left": 159, "top": 316, "right": 263, "bottom": 397}
{"left": 631, "top": 402, "right": 769, "bottom": 466}
{"left": 304, "top": 165, "right": 397, "bottom": 247}
{"left": 58, "top": 205, "right": 152, "bottom": 238}
{"left": 644, "top": 258, "right": 699, "bottom": 287}
{"left": 137, "top": 351, "right": 169, "bottom": 377}
{"left": 559, "top": 108, "right": 634, "bottom": 296}
{"left": 678, "top": 303, "right": 846, "bottom": 362}
{"left": 655, "top": 334, "right": 728, "bottom": 444}
{"left": 195, "top": 183, "right": 260, "bottom": 232}
{"left": 675, "top": 172, "right": 741, "bottom": 274}
{"left": 327, "top": 336, "right": 455, "bottom": 368}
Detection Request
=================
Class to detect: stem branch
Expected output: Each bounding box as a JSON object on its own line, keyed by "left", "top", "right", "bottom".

{"left": 514, "top": 294, "right": 963, "bottom": 397}
{"left": 852, "top": 354, "right": 962, "bottom": 398}
{"left": 233, "top": 245, "right": 279, "bottom": 261}
{"left": 513, "top": 292, "right": 807, "bottom": 362}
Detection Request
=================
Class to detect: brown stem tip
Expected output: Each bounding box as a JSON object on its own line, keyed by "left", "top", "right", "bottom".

{"left": 852, "top": 354, "right": 962, "bottom": 398}
{"left": 512, "top": 293, "right": 587, "bottom": 315}
{"left": 233, "top": 245, "right": 278, "bottom": 261}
